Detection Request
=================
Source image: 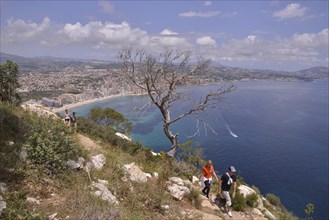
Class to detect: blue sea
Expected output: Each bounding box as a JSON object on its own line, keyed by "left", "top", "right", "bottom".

{"left": 71, "top": 80, "right": 328, "bottom": 219}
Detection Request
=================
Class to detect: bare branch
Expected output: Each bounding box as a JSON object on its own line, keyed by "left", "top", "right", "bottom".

{"left": 118, "top": 48, "right": 234, "bottom": 156}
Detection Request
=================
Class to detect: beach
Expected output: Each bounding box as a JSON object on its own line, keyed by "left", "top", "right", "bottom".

{"left": 52, "top": 93, "right": 146, "bottom": 114}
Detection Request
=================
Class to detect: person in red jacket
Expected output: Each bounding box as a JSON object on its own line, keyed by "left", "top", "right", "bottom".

{"left": 201, "top": 160, "right": 219, "bottom": 198}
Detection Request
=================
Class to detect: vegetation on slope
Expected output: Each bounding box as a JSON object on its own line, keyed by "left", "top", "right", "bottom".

{"left": 1, "top": 102, "right": 303, "bottom": 220}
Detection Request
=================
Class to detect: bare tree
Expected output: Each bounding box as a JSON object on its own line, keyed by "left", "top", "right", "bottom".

{"left": 119, "top": 48, "right": 234, "bottom": 156}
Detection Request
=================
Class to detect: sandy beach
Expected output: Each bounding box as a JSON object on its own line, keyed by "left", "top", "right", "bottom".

{"left": 52, "top": 93, "right": 146, "bottom": 113}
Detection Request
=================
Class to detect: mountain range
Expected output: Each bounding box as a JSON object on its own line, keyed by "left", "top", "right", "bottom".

{"left": 1, "top": 52, "right": 328, "bottom": 81}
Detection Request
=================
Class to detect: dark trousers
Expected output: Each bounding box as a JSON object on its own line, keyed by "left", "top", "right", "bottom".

{"left": 202, "top": 180, "right": 211, "bottom": 197}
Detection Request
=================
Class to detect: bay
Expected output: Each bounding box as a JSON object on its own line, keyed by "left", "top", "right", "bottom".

{"left": 70, "top": 80, "right": 328, "bottom": 219}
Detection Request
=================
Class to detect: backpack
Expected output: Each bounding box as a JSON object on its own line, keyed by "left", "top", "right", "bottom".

{"left": 70, "top": 116, "right": 75, "bottom": 123}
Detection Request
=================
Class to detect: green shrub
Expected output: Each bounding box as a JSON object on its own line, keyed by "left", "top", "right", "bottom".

{"left": 24, "top": 117, "right": 82, "bottom": 174}
{"left": 246, "top": 193, "right": 258, "bottom": 207}
{"left": 1, "top": 190, "right": 43, "bottom": 220}
{"left": 266, "top": 193, "right": 281, "bottom": 207}
{"left": 187, "top": 188, "right": 202, "bottom": 209}
{"left": 0, "top": 103, "right": 30, "bottom": 181}
{"left": 232, "top": 192, "right": 247, "bottom": 211}
{"left": 177, "top": 141, "right": 204, "bottom": 168}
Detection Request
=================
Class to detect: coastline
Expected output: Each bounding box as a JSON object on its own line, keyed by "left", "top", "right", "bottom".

{"left": 52, "top": 93, "right": 146, "bottom": 113}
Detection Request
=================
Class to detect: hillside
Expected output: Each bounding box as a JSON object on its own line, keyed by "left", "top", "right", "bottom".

{"left": 0, "top": 103, "right": 301, "bottom": 220}
{"left": 0, "top": 53, "right": 121, "bottom": 74}
{"left": 1, "top": 52, "right": 328, "bottom": 81}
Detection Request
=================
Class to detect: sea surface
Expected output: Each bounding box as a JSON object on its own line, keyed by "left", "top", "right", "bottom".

{"left": 70, "top": 80, "right": 328, "bottom": 219}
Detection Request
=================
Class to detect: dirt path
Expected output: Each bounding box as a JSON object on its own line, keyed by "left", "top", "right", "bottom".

{"left": 76, "top": 133, "right": 101, "bottom": 151}
{"left": 189, "top": 184, "right": 267, "bottom": 220}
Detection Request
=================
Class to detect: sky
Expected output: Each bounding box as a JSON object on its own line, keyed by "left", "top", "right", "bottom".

{"left": 0, "top": 0, "right": 328, "bottom": 71}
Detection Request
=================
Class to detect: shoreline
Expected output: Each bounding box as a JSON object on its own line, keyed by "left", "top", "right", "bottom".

{"left": 52, "top": 93, "right": 146, "bottom": 113}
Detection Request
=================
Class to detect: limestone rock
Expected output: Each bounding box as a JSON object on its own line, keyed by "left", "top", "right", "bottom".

{"left": 257, "top": 197, "right": 264, "bottom": 209}
{"left": 67, "top": 157, "right": 85, "bottom": 169}
{"left": 169, "top": 177, "right": 184, "bottom": 186}
{"left": 167, "top": 183, "right": 190, "bottom": 200}
{"left": 263, "top": 208, "right": 276, "bottom": 220}
{"left": 48, "top": 213, "right": 58, "bottom": 220}
{"left": 97, "top": 179, "right": 108, "bottom": 185}
{"left": 0, "top": 182, "right": 7, "bottom": 193}
{"left": 167, "top": 177, "right": 191, "bottom": 200}
{"left": 161, "top": 204, "right": 170, "bottom": 210}
{"left": 115, "top": 132, "right": 131, "bottom": 141}
{"left": 91, "top": 154, "right": 106, "bottom": 169}
{"left": 252, "top": 208, "right": 264, "bottom": 216}
{"left": 85, "top": 161, "right": 94, "bottom": 172}
{"left": 192, "top": 176, "right": 199, "bottom": 184}
{"left": 0, "top": 195, "right": 6, "bottom": 215}
{"left": 123, "top": 162, "right": 152, "bottom": 182}
{"left": 153, "top": 172, "right": 159, "bottom": 178}
{"left": 26, "top": 196, "right": 40, "bottom": 205}
{"left": 151, "top": 151, "right": 160, "bottom": 156}
{"left": 19, "top": 149, "right": 27, "bottom": 160}
{"left": 91, "top": 181, "right": 119, "bottom": 205}
{"left": 238, "top": 185, "right": 256, "bottom": 197}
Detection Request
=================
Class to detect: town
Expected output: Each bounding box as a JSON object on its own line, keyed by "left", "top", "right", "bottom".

{"left": 18, "top": 65, "right": 146, "bottom": 108}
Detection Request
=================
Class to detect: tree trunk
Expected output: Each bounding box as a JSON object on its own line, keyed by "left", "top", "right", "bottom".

{"left": 162, "top": 110, "right": 178, "bottom": 157}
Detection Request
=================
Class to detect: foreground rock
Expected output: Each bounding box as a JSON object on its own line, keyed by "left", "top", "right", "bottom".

{"left": 167, "top": 177, "right": 190, "bottom": 200}
{"left": 123, "top": 162, "right": 152, "bottom": 182}
{"left": 115, "top": 132, "right": 131, "bottom": 141}
{"left": 238, "top": 185, "right": 276, "bottom": 220}
{"left": 67, "top": 157, "right": 85, "bottom": 169}
{"left": 91, "top": 154, "right": 106, "bottom": 169}
{"left": 238, "top": 185, "right": 256, "bottom": 197}
{"left": 91, "top": 179, "right": 119, "bottom": 205}
{"left": 0, "top": 195, "right": 6, "bottom": 215}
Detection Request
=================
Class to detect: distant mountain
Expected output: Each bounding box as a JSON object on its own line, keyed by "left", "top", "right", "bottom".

{"left": 1, "top": 52, "right": 328, "bottom": 81}
{"left": 206, "top": 63, "right": 328, "bottom": 81}
{"left": 295, "top": 66, "right": 329, "bottom": 78}
{"left": 0, "top": 52, "right": 121, "bottom": 74}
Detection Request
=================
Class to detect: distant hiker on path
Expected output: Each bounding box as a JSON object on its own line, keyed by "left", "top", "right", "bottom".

{"left": 201, "top": 160, "right": 219, "bottom": 198}
{"left": 219, "top": 166, "right": 237, "bottom": 218}
{"left": 64, "top": 109, "right": 71, "bottom": 127}
{"left": 71, "top": 112, "right": 77, "bottom": 132}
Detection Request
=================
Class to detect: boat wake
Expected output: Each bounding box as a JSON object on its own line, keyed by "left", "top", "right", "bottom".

{"left": 225, "top": 124, "right": 238, "bottom": 138}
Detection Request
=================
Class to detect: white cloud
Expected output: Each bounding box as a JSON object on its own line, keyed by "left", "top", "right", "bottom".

{"left": 196, "top": 36, "right": 217, "bottom": 47}
{"left": 98, "top": 0, "right": 115, "bottom": 15}
{"left": 221, "top": 11, "right": 237, "bottom": 17}
{"left": 179, "top": 11, "right": 220, "bottom": 17}
{"left": 1, "top": 17, "right": 327, "bottom": 69}
{"left": 151, "top": 35, "right": 187, "bottom": 48}
{"left": 292, "top": 28, "right": 328, "bottom": 48}
{"left": 204, "top": 1, "right": 212, "bottom": 6}
{"left": 160, "top": 29, "right": 179, "bottom": 35}
{"left": 61, "top": 22, "right": 89, "bottom": 42}
{"left": 1, "top": 17, "right": 51, "bottom": 43}
{"left": 247, "top": 35, "right": 256, "bottom": 42}
{"left": 215, "top": 29, "right": 328, "bottom": 66}
{"left": 273, "top": 3, "right": 308, "bottom": 20}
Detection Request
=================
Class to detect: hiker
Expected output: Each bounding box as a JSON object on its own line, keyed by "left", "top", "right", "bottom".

{"left": 71, "top": 112, "right": 77, "bottom": 132}
{"left": 64, "top": 109, "right": 71, "bottom": 127}
{"left": 201, "top": 160, "right": 219, "bottom": 198}
{"left": 219, "top": 166, "right": 237, "bottom": 218}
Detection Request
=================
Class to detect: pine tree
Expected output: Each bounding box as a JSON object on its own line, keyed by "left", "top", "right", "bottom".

{"left": 0, "top": 60, "right": 21, "bottom": 105}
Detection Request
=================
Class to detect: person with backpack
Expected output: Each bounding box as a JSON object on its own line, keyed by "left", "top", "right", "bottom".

{"left": 218, "top": 166, "right": 237, "bottom": 218}
{"left": 71, "top": 112, "right": 77, "bottom": 132}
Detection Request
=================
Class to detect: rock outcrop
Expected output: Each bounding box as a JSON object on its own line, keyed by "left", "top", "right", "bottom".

{"left": 123, "top": 162, "right": 152, "bottom": 182}
{"left": 0, "top": 182, "right": 7, "bottom": 215}
{"left": 91, "top": 179, "right": 119, "bottom": 205}
{"left": 167, "top": 177, "right": 190, "bottom": 200}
